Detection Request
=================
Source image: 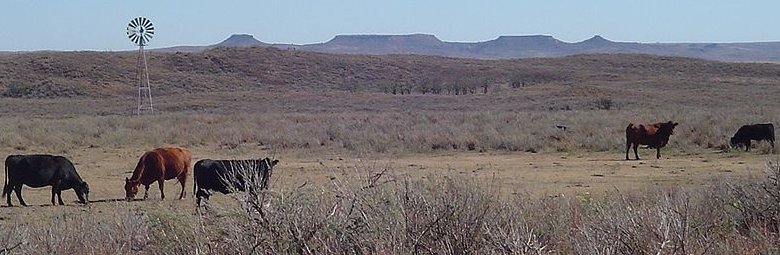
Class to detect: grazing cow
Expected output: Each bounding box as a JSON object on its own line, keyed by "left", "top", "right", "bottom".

{"left": 730, "top": 123, "right": 775, "bottom": 152}
{"left": 124, "top": 147, "right": 191, "bottom": 201}
{"left": 625, "top": 121, "right": 679, "bottom": 160}
{"left": 3, "top": 155, "right": 89, "bottom": 206}
{"left": 193, "top": 158, "right": 279, "bottom": 205}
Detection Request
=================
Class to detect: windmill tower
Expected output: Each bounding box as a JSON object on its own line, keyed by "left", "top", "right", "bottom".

{"left": 126, "top": 17, "right": 155, "bottom": 115}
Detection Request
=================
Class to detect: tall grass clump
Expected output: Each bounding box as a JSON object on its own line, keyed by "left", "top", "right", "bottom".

{"left": 0, "top": 202, "right": 150, "bottom": 254}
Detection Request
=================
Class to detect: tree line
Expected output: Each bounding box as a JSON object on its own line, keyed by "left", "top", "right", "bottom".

{"left": 340, "top": 73, "right": 544, "bottom": 95}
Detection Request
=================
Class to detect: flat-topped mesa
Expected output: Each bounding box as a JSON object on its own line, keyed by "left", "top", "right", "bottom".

{"left": 488, "top": 35, "right": 564, "bottom": 47}
{"left": 325, "top": 33, "right": 444, "bottom": 46}
{"left": 215, "top": 34, "right": 267, "bottom": 47}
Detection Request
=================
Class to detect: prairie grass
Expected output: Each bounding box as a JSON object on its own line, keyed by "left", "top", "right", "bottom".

{"left": 1, "top": 106, "right": 777, "bottom": 156}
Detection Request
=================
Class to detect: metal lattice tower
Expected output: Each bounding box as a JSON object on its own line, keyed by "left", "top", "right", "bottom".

{"left": 127, "top": 17, "right": 155, "bottom": 115}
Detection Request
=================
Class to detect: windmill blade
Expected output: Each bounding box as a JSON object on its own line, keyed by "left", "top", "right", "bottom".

{"left": 142, "top": 18, "right": 150, "bottom": 28}
{"left": 143, "top": 34, "right": 152, "bottom": 43}
{"left": 131, "top": 35, "right": 141, "bottom": 45}
{"left": 129, "top": 33, "right": 138, "bottom": 41}
{"left": 147, "top": 30, "right": 155, "bottom": 35}
{"left": 131, "top": 18, "right": 138, "bottom": 28}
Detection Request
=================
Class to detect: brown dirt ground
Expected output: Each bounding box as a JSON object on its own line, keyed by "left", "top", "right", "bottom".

{"left": 0, "top": 146, "right": 771, "bottom": 209}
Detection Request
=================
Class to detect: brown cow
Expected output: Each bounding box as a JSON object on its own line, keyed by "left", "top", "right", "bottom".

{"left": 625, "top": 121, "right": 678, "bottom": 160}
{"left": 124, "top": 147, "right": 191, "bottom": 201}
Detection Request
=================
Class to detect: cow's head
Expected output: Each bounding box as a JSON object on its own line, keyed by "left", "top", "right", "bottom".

{"left": 75, "top": 181, "right": 89, "bottom": 204}
{"left": 258, "top": 158, "right": 279, "bottom": 169}
{"left": 659, "top": 121, "right": 679, "bottom": 135}
{"left": 124, "top": 177, "right": 140, "bottom": 201}
{"left": 729, "top": 136, "right": 746, "bottom": 148}
{"left": 259, "top": 158, "right": 280, "bottom": 189}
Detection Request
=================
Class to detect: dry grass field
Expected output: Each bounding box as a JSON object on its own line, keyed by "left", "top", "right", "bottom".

{"left": 1, "top": 50, "right": 780, "bottom": 253}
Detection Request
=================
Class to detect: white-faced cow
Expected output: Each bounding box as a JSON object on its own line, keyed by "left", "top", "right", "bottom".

{"left": 193, "top": 158, "right": 278, "bottom": 206}
{"left": 3, "top": 155, "right": 89, "bottom": 206}
{"left": 730, "top": 123, "right": 775, "bottom": 152}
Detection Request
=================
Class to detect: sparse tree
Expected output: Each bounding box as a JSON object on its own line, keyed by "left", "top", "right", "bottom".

{"left": 510, "top": 73, "right": 525, "bottom": 88}
{"left": 481, "top": 80, "right": 490, "bottom": 94}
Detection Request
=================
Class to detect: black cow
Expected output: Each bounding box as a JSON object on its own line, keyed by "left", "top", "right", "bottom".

{"left": 193, "top": 158, "right": 278, "bottom": 205}
{"left": 3, "top": 155, "right": 89, "bottom": 206}
{"left": 730, "top": 123, "right": 775, "bottom": 152}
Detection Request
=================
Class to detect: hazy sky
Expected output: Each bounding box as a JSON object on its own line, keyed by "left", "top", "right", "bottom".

{"left": 3, "top": 0, "right": 779, "bottom": 51}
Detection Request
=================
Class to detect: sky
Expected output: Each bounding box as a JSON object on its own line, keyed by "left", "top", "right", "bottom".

{"left": 2, "top": 0, "right": 780, "bottom": 51}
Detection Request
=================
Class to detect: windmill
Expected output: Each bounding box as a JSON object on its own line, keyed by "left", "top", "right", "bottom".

{"left": 127, "top": 17, "right": 155, "bottom": 115}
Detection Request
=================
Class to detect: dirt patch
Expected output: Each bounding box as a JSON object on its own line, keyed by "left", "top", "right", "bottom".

{"left": 0, "top": 147, "right": 769, "bottom": 207}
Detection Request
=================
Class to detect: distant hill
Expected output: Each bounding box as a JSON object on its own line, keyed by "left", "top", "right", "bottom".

{"left": 214, "top": 34, "right": 267, "bottom": 48}
{"left": 3, "top": 46, "right": 780, "bottom": 99}
{"left": 154, "top": 34, "right": 780, "bottom": 62}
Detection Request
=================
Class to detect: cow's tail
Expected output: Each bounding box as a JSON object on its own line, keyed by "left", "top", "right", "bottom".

{"left": 2, "top": 161, "right": 8, "bottom": 197}
{"left": 192, "top": 167, "right": 198, "bottom": 198}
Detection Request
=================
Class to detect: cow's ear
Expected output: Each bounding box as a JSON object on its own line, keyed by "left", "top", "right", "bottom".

{"left": 673, "top": 122, "right": 679, "bottom": 126}
{"left": 125, "top": 177, "right": 129, "bottom": 182}
{"left": 272, "top": 160, "right": 279, "bottom": 166}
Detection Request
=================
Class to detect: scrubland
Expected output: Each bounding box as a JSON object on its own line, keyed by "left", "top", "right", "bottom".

{"left": 1, "top": 50, "right": 780, "bottom": 253}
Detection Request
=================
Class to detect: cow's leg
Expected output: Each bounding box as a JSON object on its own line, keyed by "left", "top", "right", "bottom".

{"left": 656, "top": 147, "right": 661, "bottom": 159}
{"left": 178, "top": 175, "right": 187, "bottom": 200}
{"left": 625, "top": 142, "right": 631, "bottom": 160}
{"left": 14, "top": 186, "right": 27, "bottom": 207}
{"left": 143, "top": 184, "right": 150, "bottom": 200}
{"left": 51, "top": 181, "right": 63, "bottom": 205}
{"left": 196, "top": 190, "right": 206, "bottom": 206}
{"left": 770, "top": 139, "right": 775, "bottom": 153}
{"left": 633, "top": 144, "right": 640, "bottom": 160}
{"left": 5, "top": 185, "right": 12, "bottom": 207}
{"left": 158, "top": 178, "right": 166, "bottom": 200}
{"left": 50, "top": 188, "right": 56, "bottom": 206}
{"left": 746, "top": 140, "right": 752, "bottom": 152}
{"left": 57, "top": 190, "right": 64, "bottom": 205}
